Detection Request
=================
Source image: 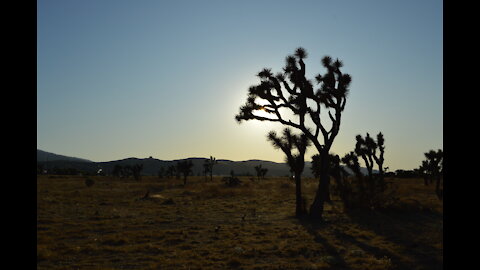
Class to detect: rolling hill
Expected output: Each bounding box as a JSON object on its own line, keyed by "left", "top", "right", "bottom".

{"left": 37, "top": 150, "right": 377, "bottom": 177}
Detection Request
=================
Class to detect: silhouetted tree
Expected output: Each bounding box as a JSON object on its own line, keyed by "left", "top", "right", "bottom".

{"left": 314, "top": 153, "right": 353, "bottom": 209}
{"left": 311, "top": 153, "right": 350, "bottom": 203}
{"left": 336, "top": 132, "right": 394, "bottom": 209}
{"left": 268, "top": 128, "right": 310, "bottom": 217}
{"left": 222, "top": 170, "right": 242, "bottom": 187}
{"left": 123, "top": 165, "right": 133, "bottom": 178}
{"left": 417, "top": 161, "right": 430, "bottom": 185}
{"left": 421, "top": 149, "right": 443, "bottom": 200}
{"left": 165, "top": 165, "right": 176, "bottom": 178}
{"left": 354, "top": 132, "right": 387, "bottom": 196}
{"left": 203, "top": 162, "right": 210, "bottom": 181}
{"left": 204, "top": 156, "right": 218, "bottom": 181}
{"left": 236, "top": 47, "right": 351, "bottom": 220}
{"left": 177, "top": 160, "right": 194, "bottom": 185}
{"left": 254, "top": 165, "right": 268, "bottom": 180}
{"left": 131, "top": 164, "right": 143, "bottom": 181}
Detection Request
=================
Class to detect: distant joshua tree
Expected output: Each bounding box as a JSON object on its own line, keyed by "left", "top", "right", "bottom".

{"left": 177, "top": 160, "right": 194, "bottom": 185}
{"left": 112, "top": 164, "right": 142, "bottom": 181}
{"left": 267, "top": 128, "right": 310, "bottom": 217}
{"left": 165, "top": 165, "right": 176, "bottom": 178}
{"left": 420, "top": 149, "right": 443, "bottom": 200}
{"left": 254, "top": 165, "right": 268, "bottom": 180}
{"left": 203, "top": 162, "right": 210, "bottom": 181}
{"left": 131, "top": 164, "right": 143, "bottom": 181}
{"left": 354, "top": 133, "right": 388, "bottom": 205}
{"left": 204, "top": 156, "right": 218, "bottom": 181}
{"left": 417, "top": 160, "right": 431, "bottom": 186}
{"left": 235, "top": 47, "right": 352, "bottom": 221}
{"left": 222, "top": 170, "right": 242, "bottom": 187}
{"left": 337, "top": 132, "right": 392, "bottom": 209}
{"left": 158, "top": 167, "right": 165, "bottom": 179}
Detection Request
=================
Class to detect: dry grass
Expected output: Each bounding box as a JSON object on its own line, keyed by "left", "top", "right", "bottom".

{"left": 37, "top": 175, "right": 442, "bottom": 270}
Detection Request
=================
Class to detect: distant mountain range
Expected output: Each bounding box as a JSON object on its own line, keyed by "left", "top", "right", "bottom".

{"left": 37, "top": 149, "right": 377, "bottom": 177}
{"left": 37, "top": 149, "right": 93, "bottom": 163}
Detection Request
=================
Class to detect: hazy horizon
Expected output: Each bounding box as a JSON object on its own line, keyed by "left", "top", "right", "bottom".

{"left": 37, "top": 0, "right": 442, "bottom": 171}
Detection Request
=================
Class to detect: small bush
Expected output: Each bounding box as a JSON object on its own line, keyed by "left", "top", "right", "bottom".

{"left": 222, "top": 176, "right": 242, "bottom": 187}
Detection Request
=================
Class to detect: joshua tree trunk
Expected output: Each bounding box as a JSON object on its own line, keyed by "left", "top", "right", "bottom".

{"left": 294, "top": 170, "right": 305, "bottom": 217}
{"left": 325, "top": 178, "right": 332, "bottom": 203}
{"left": 309, "top": 152, "right": 330, "bottom": 221}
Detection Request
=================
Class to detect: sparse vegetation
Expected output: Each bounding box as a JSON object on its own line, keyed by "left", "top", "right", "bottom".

{"left": 177, "top": 160, "right": 194, "bottom": 185}
{"left": 418, "top": 149, "right": 443, "bottom": 200}
{"left": 332, "top": 133, "right": 397, "bottom": 211}
{"left": 204, "top": 156, "right": 218, "bottom": 181}
{"left": 37, "top": 175, "right": 443, "bottom": 270}
{"left": 254, "top": 165, "right": 268, "bottom": 181}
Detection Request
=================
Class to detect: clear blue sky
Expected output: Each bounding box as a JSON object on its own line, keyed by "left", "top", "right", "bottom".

{"left": 37, "top": 0, "right": 442, "bottom": 171}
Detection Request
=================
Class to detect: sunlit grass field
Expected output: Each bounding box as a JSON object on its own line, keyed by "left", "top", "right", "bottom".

{"left": 37, "top": 175, "right": 442, "bottom": 270}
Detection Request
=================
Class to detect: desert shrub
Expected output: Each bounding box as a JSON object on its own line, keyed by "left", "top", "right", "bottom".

{"left": 85, "top": 178, "right": 95, "bottom": 187}
{"left": 222, "top": 176, "right": 242, "bottom": 187}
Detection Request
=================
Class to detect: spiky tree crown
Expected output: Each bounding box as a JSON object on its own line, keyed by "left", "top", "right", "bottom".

{"left": 422, "top": 149, "right": 443, "bottom": 174}
{"left": 235, "top": 47, "right": 351, "bottom": 153}
{"left": 267, "top": 128, "right": 310, "bottom": 171}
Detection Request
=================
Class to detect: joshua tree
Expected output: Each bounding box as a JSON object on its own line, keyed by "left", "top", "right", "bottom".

{"left": 236, "top": 47, "right": 351, "bottom": 220}
{"left": 336, "top": 132, "right": 391, "bottom": 209}
{"left": 417, "top": 160, "right": 431, "bottom": 186}
{"left": 421, "top": 149, "right": 443, "bottom": 200}
{"left": 311, "top": 153, "right": 348, "bottom": 203}
{"left": 177, "top": 160, "right": 194, "bottom": 185}
{"left": 356, "top": 133, "right": 388, "bottom": 201}
{"left": 254, "top": 165, "right": 268, "bottom": 180}
{"left": 313, "top": 153, "right": 353, "bottom": 208}
{"left": 204, "top": 156, "right": 218, "bottom": 181}
{"left": 123, "top": 165, "right": 133, "bottom": 178}
{"left": 165, "top": 165, "right": 176, "bottom": 178}
{"left": 267, "top": 128, "right": 310, "bottom": 217}
{"left": 131, "top": 164, "right": 143, "bottom": 181}
{"left": 203, "top": 162, "right": 210, "bottom": 181}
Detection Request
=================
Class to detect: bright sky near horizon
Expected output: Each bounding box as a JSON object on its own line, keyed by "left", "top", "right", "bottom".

{"left": 37, "top": 0, "right": 442, "bottom": 171}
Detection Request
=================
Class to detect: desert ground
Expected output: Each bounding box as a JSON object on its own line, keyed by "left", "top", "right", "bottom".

{"left": 37, "top": 175, "right": 442, "bottom": 270}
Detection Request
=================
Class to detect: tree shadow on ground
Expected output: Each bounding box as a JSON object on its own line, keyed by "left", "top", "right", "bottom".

{"left": 343, "top": 208, "right": 443, "bottom": 270}
{"left": 298, "top": 218, "right": 352, "bottom": 270}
